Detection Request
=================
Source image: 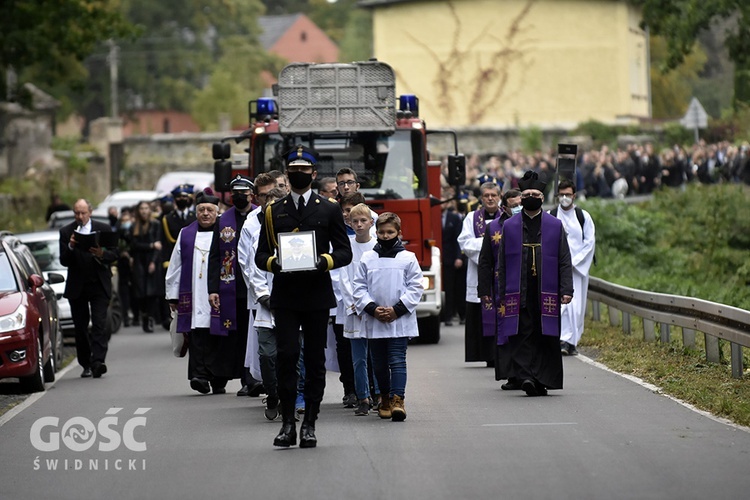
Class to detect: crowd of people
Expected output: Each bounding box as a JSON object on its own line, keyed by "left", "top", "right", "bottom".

{"left": 451, "top": 140, "right": 750, "bottom": 207}
{"left": 59, "top": 145, "right": 427, "bottom": 449}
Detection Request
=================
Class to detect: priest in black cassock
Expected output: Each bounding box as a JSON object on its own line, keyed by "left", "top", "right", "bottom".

{"left": 494, "top": 171, "right": 573, "bottom": 396}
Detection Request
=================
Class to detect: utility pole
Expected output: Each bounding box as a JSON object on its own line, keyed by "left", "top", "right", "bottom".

{"left": 107, "top": 40, "right": 119, "bottom": 118}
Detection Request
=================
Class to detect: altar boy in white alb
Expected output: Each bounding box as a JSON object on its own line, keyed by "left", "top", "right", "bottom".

{"left": 353, "top": 212, "right": 423, "bottom": 422}
{"left": 552, "top": 178, "right": 596, "bottom": 356}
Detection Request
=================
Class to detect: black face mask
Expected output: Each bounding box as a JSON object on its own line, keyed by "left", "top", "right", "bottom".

{"left": 288, "top": 171, "right": 313, "bottom": 190}
{"left": 231, "top": 193, "right": 250, "bottom": 210}
{"left": 377, "top": 237, "right": 398, "bottom": 250}
{"left": 521, "top": 196, "right": 543, "bottom": 211}
{"left": 174, "top": 198, "right": 189, "bottom": 210}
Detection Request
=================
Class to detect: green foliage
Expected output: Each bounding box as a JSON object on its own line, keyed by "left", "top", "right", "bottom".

{"left": 634, "top": 0, "right": 750, "bottom": 105}
{"left": 586, "top": 184, "right": 750, "bottom": 309}
{"left": 649, "top": 36, "right": 707, "bottom": 119}
{"left": 662, "top": 123, "right": 694, "bottom": 147}
{"left": 519, "top": 125, "right": 543, "bottom": 154}
{"left": 339, "top": 9, "right": 373, "bottom": 62}
{"left": 0, "top": 1, "right": 134, "bottom": 101}
{"left": 571, "top": 120, "right": 621, "bottom": 149}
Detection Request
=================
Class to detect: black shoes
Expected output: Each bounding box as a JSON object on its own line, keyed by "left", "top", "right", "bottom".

{"left": 91, "top": 362, "right": 107, "bottom": 378}
{"left": 247, "top": 380, "right": 265, "bottom": 397}
{"left": 521, "top": 379, "right": 548, "bottom": 397}
{"left": 236, "top": 385, "right": 249, "bottom": 397}
{"left": 273, "top": 421, "right": 297, "bottom": 448}
{"left": 81, "top": 368, "right": 92, "bottom": 378}
{"left": 211, "top": 384, "right": 226, "bottom": 395}
{"left": 299, "top": 422, "right": 317, "bottom": 448}
{"left": 501, "top": 379, "right": 522, "bottom": 391}
{"left": 561, "top": 341, "right": 580, "bottom": 356}
{"left": 190, "top": 377, "right": 210, "bottom": 394}
{"left": 354, "top": 398, "right": 370, "bottom": 416}
{"left": 142, "top": 316, "right": 154, "bottom": 333}
{"left": 343, "top": 393, "right": 358, "bottom": 408}
{"left": 568, "top": 344, "right": 579, "bottom": 356}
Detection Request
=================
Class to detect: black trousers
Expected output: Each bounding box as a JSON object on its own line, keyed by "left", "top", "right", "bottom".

{"left": 188, "top": 328, "right": 221, "bottom": 382}
{"left": 332, "top": 320, "right": 355, "bottom": 396}
{"left": 275, "top": 308, "right": 329, "bottom": 422}
{"left": 69, "top": 282, "right": 110, "bottom": 368}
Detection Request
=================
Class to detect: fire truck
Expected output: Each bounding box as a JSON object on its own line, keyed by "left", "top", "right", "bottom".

{"left": 213, "top": 60, "right": 465, "bottom": 344}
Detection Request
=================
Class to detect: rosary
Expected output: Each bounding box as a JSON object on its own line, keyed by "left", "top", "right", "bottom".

{"left": 196, "top": 245, "right": 210, "bottom": 279}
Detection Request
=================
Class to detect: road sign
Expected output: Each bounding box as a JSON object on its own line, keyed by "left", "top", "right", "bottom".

{"left": 680, "top": 97, "right": 708, "bottom": 129}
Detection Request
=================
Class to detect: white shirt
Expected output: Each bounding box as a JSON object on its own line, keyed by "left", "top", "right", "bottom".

{"left": 164, "top": 229, "right": 214, "bottom": 330}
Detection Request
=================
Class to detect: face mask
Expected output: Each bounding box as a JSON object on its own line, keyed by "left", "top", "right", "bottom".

{"left": 510, "top": 206, "right": 523, "bottom": 215}
{"left": 377, "top": 237, "right": 398, "bottom": 250}
{"left": 559, "top": 196, "right": 573, "bottom": 208}
{"left": 175, "top": 198, "right": 189, "bottom": 210}
{"left": 288, "top": 171, "right": 313, "bottom": 190}
{"left": 521, "top": 196, "right": 543, "bottom": 211}
{"left": 121, "top": 221, "right": 132, "bottom": 230}
{"left": 232, "top": 193, "right": 250, "bottom": 210}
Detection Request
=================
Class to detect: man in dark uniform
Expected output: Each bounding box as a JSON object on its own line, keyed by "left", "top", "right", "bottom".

{"left": 256, "top": 145, "right": 352, "bottom": 448}
{"left": 59, "top": 199, "right": 118, "bottom": 378}
{"left": 207, "top": 175, "right": 264, "bottom": 396}
{"left": 495, "top": 171, "right": 573, "bottom": 396}
{"left": 159, "top": 184, "right": 196, "bottom": 329}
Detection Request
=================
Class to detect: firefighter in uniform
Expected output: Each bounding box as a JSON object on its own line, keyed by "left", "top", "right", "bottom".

{"left": 255, "top": 145, "right": 352, "bottom": 448}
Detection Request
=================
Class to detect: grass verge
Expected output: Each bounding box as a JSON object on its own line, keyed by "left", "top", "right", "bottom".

{"left": 581, "top": 314, "right": 750, "bottom": 428}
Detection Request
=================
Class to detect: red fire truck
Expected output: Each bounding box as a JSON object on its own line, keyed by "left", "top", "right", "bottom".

{"left": 214, "top": 61, "right": 465, "bottom": 343}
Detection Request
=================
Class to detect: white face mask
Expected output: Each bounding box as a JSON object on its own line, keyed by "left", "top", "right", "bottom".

{"left": 559, "top": 195, "right": 574, "bottom": 208}
{"left": 510, "top": 205, "right": 523, "bottom": 215}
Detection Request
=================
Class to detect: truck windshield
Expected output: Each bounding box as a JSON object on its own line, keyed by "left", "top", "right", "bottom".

{"left": 256, "top": 129, "right": 426, "bottom": 199}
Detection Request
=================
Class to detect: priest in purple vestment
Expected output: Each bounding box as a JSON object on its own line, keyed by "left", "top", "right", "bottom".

{"left": 495, "top": 171, "right": 573, "bottom": 396}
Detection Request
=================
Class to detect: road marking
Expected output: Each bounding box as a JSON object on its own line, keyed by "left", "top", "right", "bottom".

{"left": 576, "top": 354, "right": 750, "bottom": 434}
{"left": 0, "top": 361, "right": 78, "bottom": 428}
{"left": 482, "top": 422, "right": 577, "bottom": 427}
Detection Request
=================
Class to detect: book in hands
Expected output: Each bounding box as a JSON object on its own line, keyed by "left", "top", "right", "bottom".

{"left": 74, "top": 230, "right": 119, "bottom": 251}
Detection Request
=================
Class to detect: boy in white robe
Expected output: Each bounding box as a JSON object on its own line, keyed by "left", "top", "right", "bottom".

{"left": 353, "top": 212, "right": 423, "bottom": 421}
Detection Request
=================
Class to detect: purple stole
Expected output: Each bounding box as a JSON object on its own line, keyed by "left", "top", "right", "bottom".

{"left": 177, "top": 222, "right": 199, "bottom": 334}
{"left": 499, "top": 212, "right": 561, "bottom": 345}
{"left": 483, "top": 217, "right": 506, "bottom": 338}
{"left": 474, "top": 210, "right": 498, "bottom": 337}
{"left": 211, "top": 207, "right": 238, "bottom": 335}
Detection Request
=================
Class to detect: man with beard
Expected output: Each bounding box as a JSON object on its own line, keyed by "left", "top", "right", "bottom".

{"left": 207, "top": 175, "right": 264, "bottom": 396}
{"left": 164, "top": 189, "right": 222, "bottom": 394}
{"left": 495, "top": 171, "right": 573, "bottom": 397}
{"left": 256, "top": 145, "right": 352, "bottom": 448}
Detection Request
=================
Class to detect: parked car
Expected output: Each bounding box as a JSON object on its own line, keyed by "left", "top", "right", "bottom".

{"left": 15, "top": 230, "right": 123, "bottom": 338}
{"left": 154, "top": 171, "right": 214, "bottom": 194}
{"left": 0, "top": 235, "right": 63, "bottom": 392}
{"left": 94, "top": 190, "right": 160, "bottom": 218}
{"left": 48, "top": 210, "right": 110, "bottom": 230}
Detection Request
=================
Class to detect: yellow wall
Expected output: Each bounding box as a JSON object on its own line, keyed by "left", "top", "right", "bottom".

{"left": 371, "top": 0, "right": 650, "bottom": 129}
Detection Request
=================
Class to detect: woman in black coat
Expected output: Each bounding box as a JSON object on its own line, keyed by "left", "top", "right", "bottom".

{"left": 129, "top": 201, "right": 162, "bottom": 332}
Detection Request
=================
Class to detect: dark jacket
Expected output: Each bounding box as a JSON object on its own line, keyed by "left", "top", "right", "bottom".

{"left": 255, "top": 192, "right": 352, "bottom": 311}
{"left": 441, "top": 209, "right": 463, "bottom": 265}
{"left": 59, "top": 220, "right": 118, "bottom": 300}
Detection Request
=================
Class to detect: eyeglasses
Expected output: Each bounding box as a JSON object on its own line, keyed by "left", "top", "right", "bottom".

{"left": 337, "top": 180, "right": 357, "bottom": 187}
{"left": 521, "top": 192, "right": 543, "bottom": 199}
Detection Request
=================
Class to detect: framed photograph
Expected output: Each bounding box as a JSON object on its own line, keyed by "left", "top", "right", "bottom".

{"left": 278, "top": 231, "right": 317, "bottom": 272}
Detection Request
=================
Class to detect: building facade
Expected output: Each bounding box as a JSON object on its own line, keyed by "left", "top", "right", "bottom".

{"left": 361, "top": 0, "right": 650, "bottom": 130}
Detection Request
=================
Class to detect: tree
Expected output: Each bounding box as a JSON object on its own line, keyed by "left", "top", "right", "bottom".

{"left": 0, "top": 0, "right": 133, "bottom": 103}
{"left": 650, "top": 36, "right": 707, "bottom": 119}
{"left": 633, "top": 0, "right": 750, "bottom": 105}
{"left": 339, "top": 9, "right": 373, "bottom": 62}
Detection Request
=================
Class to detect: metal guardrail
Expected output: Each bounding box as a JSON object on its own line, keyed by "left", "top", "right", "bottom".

{"left": 587, "top": 276, "right": 750, "bottom": 379}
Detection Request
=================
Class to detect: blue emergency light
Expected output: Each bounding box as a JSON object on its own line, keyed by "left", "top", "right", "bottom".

{"left": 399, "top": 95, "right": 419, "bottom": 117}
{"left": 257, "top": 98, "right": 277, "bottom": 116}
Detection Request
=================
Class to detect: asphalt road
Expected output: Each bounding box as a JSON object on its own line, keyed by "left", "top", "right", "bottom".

{"left": 1, "top": 323, "right": 749, "bottom": 500}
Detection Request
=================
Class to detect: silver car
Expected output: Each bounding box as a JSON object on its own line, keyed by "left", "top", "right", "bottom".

{"left": 15, "top": 230, "right": 122, "bottom": 337}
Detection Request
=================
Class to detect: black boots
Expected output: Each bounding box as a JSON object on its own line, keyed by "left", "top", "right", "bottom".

{"left": 273, "top": 419, "right": 297, "bottom": 447}
{"left": 299, "top": 421, "right": 317, "bottom": 448}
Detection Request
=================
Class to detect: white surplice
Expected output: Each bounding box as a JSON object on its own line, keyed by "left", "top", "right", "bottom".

{"left": 164, "top": 229, "right": 214, "bottom": 330}
{"left": 554, "top": 204, "right": 596, "bottom": 346}
{"left": 353, "top": 249, "right": 424, "bottom": 339}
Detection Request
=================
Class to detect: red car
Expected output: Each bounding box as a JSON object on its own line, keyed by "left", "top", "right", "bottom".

{"left": 0, "top": 235, "right": 63, "bottom": 392}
